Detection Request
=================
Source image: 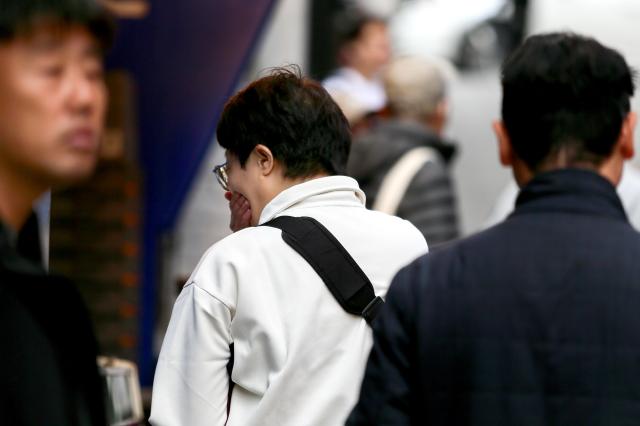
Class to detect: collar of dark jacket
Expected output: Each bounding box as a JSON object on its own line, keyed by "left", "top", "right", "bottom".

{"left": 373, "top": 119, "right": 458, "bottom": 163}
{"left": 0, "top": 220, "right": 17, "bottom": 249}
{"left": 513, "top": 168, "right": 627, "bottom": 222}
{"left": 0, "top": 213, "right": 46, "bottom": 276}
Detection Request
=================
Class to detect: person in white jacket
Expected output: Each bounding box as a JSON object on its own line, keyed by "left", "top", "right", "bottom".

{"left": 150, "top": 67, "right": 428, "bottom": 426}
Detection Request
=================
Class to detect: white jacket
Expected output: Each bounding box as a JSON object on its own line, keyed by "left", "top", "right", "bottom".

{"left": 150, "top": 176, "right": 428, "bottom": 426}
{"left": 322, "top": 67, "right": 387, "bottom": 113}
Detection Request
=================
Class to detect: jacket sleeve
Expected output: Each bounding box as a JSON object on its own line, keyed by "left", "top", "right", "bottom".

{"left": 347, "top": 262, "right": 419, "bottom": 426}
{"left": 149, "top": 281, "right": 233, "bottom": 426}
{"left": 397, "top": 160, "right": 459, "bottom": 246}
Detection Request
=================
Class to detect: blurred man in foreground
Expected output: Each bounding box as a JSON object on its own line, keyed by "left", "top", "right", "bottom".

{"left": 349, "top": 33, "right": 640, "bottom": 425}
{"left": 0, "top": 1, "right": 111, "bottom": 424}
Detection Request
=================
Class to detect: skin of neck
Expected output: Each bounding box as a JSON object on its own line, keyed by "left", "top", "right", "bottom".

{"left": 393, "top": 100, "right": 448, "bottom": 136}
{"left": 512, "top": 152, "right": 624, "bottom": 188}
{"left": 495, "top": 113, "right": 636, "bottom": 189}
{"left": 251, "top": 166, "right": 329, "bottom": 225}
{"left": 339, "top": 46, "right": 378, "bottom": 80}
{"left": 351, "top": 63, "right": 377, "bottom": 80}
{"left": 244, "top": 144, "right": 332, "bottom": 225}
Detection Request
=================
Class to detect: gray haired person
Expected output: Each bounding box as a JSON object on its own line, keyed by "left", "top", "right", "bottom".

{"left": 348, "top": 56, "right": 460, "bottom": 246}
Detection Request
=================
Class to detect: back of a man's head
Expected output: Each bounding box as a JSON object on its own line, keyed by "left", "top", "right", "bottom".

{"left": 217, "top": 67, "right": 352, "bottom": 178}
{"left": 384, "top": 56, "right": 447, "bottom": 121}
{"left": 501, "top": 32, "right": 635, "bottom": 171}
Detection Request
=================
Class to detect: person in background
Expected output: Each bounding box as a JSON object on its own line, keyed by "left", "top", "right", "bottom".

{"left": 150, "top": 67, "right": 427, "bottom": 426}
{"left": 348, "top": 56, "right": 460, "bottom": 246}
{"left": 322, "top": 10, "right": 391, "bottom": 127}
{"left": 348, "top": 32, "right": 640, "bottom": 424}
{"left": 0, "top": 0, "right": 112, "bottom": 425}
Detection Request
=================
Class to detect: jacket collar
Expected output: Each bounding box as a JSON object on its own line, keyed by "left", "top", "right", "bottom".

{"left": 259, "top": 176, "right": 366, "bottom": 225}
{"left": 513, "top": 168, "right": 627, "bottom": 222}
{"left": 0, "top": 220, "right": 16, "bottom": 250}
{"left": 0, "top": 214, "right": 46, "bottom": 276}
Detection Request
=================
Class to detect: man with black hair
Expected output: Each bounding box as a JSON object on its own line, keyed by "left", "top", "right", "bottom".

{"left": 322, "top": 11, "right": 391, "bottom": 124}
{"left": 150, "top": 68, "right": 427, "bottom": 426}
{"left": 348, "top": 32, "right": 640, "bottom": 425}
{"left": 0, "top": 1, "right": 111, "bottom": 425}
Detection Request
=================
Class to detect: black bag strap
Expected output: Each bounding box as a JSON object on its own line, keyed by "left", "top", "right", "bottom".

{"left": 262, "top": 215, "right": 384, "bottom": 324}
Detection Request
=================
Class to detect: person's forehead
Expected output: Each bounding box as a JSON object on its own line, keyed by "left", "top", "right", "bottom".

{"left": 11, "top": 22, "right": 101, "bottom": 55}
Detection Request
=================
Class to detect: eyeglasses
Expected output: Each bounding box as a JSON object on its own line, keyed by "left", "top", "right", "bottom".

{"left": 212, "top": 162, "right": 229, "bottom": 191}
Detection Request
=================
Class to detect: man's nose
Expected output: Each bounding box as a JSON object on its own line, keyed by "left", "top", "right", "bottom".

{"left": 66, "top": 69, "right": 102, "bottom": 115}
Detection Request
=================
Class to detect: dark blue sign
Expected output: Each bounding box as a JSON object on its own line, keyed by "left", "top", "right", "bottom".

{"left": 107, "top": 0, "right": 276, "bottom": 384}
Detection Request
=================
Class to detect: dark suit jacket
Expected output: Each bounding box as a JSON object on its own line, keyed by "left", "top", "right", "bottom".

{"left": 0, "top": 215, "right": 106, "bottom": 426}
{"left": 349, "top": 168, "right": 640, "bottom": 426}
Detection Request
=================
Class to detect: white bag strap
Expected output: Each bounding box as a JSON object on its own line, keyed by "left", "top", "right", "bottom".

{"left": 372, "top": 146, "right": 437, "bottom": 215}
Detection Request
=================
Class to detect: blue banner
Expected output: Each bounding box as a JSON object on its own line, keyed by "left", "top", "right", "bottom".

{"left": 107, "top": 0, "right": 277, "bottom": 384}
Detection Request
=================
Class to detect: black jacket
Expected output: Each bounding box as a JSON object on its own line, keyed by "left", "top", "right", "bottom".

{"left": 0, "top": 215, "right": 106, "bottom": 426}
{"left": 348, "top": 119, "right": 459, "bottom": 246}
{"left": 349, "top": 169, "right": 640, "bottom": 425}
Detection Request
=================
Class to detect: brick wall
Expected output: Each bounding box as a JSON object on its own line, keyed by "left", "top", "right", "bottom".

{"left": 49, "top": 162, "right": 141, "bottom": 361}
{"left": 49, "top": 71, "right": 142, "bottom": 363}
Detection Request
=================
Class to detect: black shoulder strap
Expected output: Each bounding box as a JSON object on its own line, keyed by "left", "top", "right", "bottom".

{"left": 262, "top": 215, "right": 383, "bottom": 324}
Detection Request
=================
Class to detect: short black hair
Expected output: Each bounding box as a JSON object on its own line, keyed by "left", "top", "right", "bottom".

{"left": 501, "top": 32, "right": 635, "bottom": 170}
{"left": 0, "top": 0, "right": 114, "bottom": 51}
{"left": 333, "top": 9, "right": 386, "bottom": 50}
{"left": 217, "top": 66, "right": 351, "bottom": 178}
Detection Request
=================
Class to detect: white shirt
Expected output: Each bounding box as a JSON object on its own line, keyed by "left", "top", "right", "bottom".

{"left": 150, "top": 176, "right": 428, "bottom": 426}
{"left": 484, "top": 164, "right": 640, "bottom": 230}
{"left": 322, "top": 67, "right": 387, "bottom": 114}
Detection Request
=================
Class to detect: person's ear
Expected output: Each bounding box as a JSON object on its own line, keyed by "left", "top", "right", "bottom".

{"left": 253, "top": 144, "right": 275, "bottom": 176}
{"left": 435, "top": 99, "right": 448, "bottom": 120}
{"left": 493, "top": 120, "right": 514, "bottom": 166}
{"left": 434, "top": 100, "right": 449, "bottom": 128}
{"left": 618, "top": 111, "right": 637, "bottom": 160}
